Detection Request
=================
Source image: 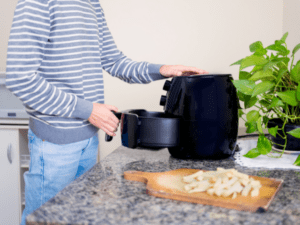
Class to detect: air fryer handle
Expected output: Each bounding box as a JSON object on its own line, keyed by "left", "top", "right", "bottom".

{"left": 105, "top": 111, "right": 122, "bottom": 142}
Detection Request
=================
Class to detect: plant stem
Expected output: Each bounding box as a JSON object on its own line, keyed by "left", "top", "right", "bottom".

{"left": 290, "top": 54, "right": 295, "bottom": 72}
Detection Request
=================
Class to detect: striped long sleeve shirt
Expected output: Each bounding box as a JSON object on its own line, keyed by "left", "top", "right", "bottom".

{"left": 5, "top": 0, "right": 165, "bottom": 144}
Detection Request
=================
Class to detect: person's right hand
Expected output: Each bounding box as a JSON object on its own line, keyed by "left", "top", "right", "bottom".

{"left": 88, "top": 103, "right": 119, "bottom": 136}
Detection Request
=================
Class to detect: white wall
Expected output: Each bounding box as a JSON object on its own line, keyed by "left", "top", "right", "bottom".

{"left": 2, "top": 0, "right": 296, "bottom": 159}
{"left": 283, "top": 0, "right": 300, "bottom": 63}
{"left": 0, "top": 0, "right": 18, "bottom": 73}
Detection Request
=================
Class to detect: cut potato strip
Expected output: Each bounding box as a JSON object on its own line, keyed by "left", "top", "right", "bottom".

{"left": 183, "top": 168, "right": 262, "bottom": 199}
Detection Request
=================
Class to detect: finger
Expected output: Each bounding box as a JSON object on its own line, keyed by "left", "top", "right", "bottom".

{"left": 91, "top": 115, "right": 118, "bottom": 131}
{"left": 96, "top": 113, "right": 118, "bottom": 128}
{"left": 105, "top": 104, "right": 119, "bottom": 113}
{"left": 103, "top": 121, "right": 118, "bottom": 133}
{"left": 197, "top": 70, "right": 208, "bottom": 74}
{"left": 183, "top": 68, "right": 208, "bottom": 75}
{"left": 103, "top": 119, "right": 118, "bottom": 132}
{"left": 193, "top": 67, "right": 209, "bottom": 74}
{"left": 101, "top": 121, "right": 117, "bottom": 133}
{"left": 101, "top": 126, "right": 115, "bottom": 136}
{"left": 105, "top": 106, "right": 120, "bottom": 123}
{"left": 175, "top": 71, "right": 182, "bottom": 76}
{"left": 109, "top": 113, "right": 120, "bottom": 124}
{"left": 186, "top": 67, "right": 206, "bottom": 74}
{"left": 197, "top": 68, "right": 209, "bottom": 74}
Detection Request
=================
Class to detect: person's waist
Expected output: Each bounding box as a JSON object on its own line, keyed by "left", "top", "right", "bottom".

{"left": 29, "top": 117, "right": 99, "bottom": 145}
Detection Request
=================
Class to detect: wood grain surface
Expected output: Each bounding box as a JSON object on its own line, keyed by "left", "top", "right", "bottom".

{"left": 124, "top": 168, "right": 283, "bottom": 212}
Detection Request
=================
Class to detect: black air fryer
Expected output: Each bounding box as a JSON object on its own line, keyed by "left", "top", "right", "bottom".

{"left": 106, "top": 74, "right": 239, "bottom": 160}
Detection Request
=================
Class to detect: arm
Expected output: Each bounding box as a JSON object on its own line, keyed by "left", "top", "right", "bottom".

{"left": 5, "top": 0, "right": 93, "bottom": 120}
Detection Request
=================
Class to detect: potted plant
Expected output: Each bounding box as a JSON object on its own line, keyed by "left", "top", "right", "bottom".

{"left": 230, "top": 32, "right": 300, "bottom": 166}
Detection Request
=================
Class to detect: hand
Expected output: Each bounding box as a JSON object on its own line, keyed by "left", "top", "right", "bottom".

{"left": 159, "top": 65, "right": 209, "bottom": 77}
{"left": 88, "top": 103, "right": 119, "bottom": 136}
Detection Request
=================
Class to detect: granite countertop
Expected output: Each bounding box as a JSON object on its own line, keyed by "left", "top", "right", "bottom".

{"left": 27, "top": 138, "right": 300, "bottom": 225}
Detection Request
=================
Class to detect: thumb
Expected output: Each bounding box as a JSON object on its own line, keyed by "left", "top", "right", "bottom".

{"left": 105, "top": 104, "right": 119, "bottom": 113}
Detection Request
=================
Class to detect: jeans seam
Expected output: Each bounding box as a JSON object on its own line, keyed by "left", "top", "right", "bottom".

{"left": 83, "top": 135, "right": 92, "bottom": 152}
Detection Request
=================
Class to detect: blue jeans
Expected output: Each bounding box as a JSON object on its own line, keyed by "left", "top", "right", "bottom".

{"left": 21, "top": 128, "right": 99, "bottom": 225}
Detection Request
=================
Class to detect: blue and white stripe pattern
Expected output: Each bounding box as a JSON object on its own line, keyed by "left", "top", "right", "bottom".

{"left": 6, "top": 0, "right": 164, "bottom": 144}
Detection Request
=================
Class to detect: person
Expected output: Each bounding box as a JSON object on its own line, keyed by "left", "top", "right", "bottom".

{"left": 5, "top": 0, "right": 208, "bottom": 224}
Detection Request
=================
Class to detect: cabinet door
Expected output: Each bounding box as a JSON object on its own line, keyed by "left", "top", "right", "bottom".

{"left": 0, "top": 129, "right": 20, "bottom": 225}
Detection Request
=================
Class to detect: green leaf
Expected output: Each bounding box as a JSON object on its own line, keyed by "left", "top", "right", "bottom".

{"left": 249, "top": 41, "right": 267, "bottom": 56}
{"left": 294, "top": 155, "right": 300, "bottom": 166}
{"left": 259, "top": 99, "right": 270, "bottom": 109}
{"left": 243, "top": 148, "right": 261, "bottom": 158}
{"left": 256, "top": 117, "right": 263, "bottom": 133}
{"left": 267, "top": 97, "right": 284, "bottom": 110}
{"left": 262, "top": 116, "right": 269, "bottom": 125}
{"left": 250, "top": 41, "right": 263, "bottom": 52}
{"left": 274, "top": 57, "right": 290, "bottom": 70}
{"left": 275, "top": 40, "right": 285, "bottom": 46}
{"left": 297, "top": 85, "right": 300, "bottom": 101}
{"left": 250, "top": 65, "right": 264, "bottom": 73}
{"left": 230, "top": 58, "right": 243, "bottom": 66}
{"left": 281, "top": 50, "right": 290, "bottom": 56}
{"left": 252, "top": 81, "right": 275, "bottom": 97}
{"left": 232, "top": 80, "right": 256, "bottom": 95}
{"left": 268, "top": 126, "right": 278, "bottom": 137}
{"left": 287, "top": 128, "right": 300, "bottom": 138}
{"left": 240, "top": 55, "right": 268, "bottom": 71}
{"left": 266, "top": 44, "right": 289, "bottom": 56}
{"left": 277, "top": 91, "right": 298, "bottom": 106}
{"left": 239, "top": 71, "right": 252, "bottom": 80}
{"left": 238, "top": 109, "right": 244, "bottom": 117}
{"left": 276, "top": 68, "right": 288, "bottom": 82}
{"left": 280, "top": 32, "right": 288, "bottom": 43}
{"left": 290, "top": 60, "right": 300, "bottom": 83}
{"left": 263, "top": 95, "right": 273, "bottom": 100}
{"left": 275, "top": 40, "right": 284, "bottom": 46}
{"left": 237, "top": 91, "right": 246, "bottom": 101}
{"left": 257, "top": 135, "right": 272, "bottom": 155}
{"left": 266, "top": 44, "right": 285, "bottom": 52}
{"left": 254, "top": 48, "right": 268, "bottom": 56}
{"left": 292, "top": 43, "right": 300, "bottom": 55}
{"left": 246, "top": 110, "right": 260, "bottom": 122}
{"left": 245, "top": 121, "right": 257, "bottom": 133}
{"left": 263, "top": 61, "right": 279, "bottom": 71}
{"left": 244, "top": 96, "right": 258, "bottom": 109}
{"left": 249, "top": 69, "right": 275, "bottom": 81}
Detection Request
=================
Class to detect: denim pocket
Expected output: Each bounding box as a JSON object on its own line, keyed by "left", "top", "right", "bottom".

{"left": 27, "top": 129, "right": 41, "bottom": 173}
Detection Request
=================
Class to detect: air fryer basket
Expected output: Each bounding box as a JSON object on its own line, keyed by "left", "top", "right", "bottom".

{"left": 106, "top": 110, "right": 182, "bottom": 149}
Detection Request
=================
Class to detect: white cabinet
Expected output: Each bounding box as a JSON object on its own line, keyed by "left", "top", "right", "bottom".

{"left": 0, "top": 123, "right": 29, "bottom": 225}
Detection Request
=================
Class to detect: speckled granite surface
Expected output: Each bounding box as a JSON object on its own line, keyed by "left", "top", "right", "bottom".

{"left": 26, "top": 138, "right": 300, "bottom": 225}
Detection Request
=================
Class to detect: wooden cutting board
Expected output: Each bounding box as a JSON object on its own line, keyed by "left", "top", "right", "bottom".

{"left": 124, "top": 168, "right": 283, "bottom": 212}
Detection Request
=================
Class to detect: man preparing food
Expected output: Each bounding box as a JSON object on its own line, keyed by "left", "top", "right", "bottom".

{"left": 5, "top": 0, "right": 208, "bottom": 224}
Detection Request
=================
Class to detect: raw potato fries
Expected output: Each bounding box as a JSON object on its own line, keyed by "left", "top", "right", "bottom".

{"left": 183, "top": 168, "right": 262, "bottom": 199}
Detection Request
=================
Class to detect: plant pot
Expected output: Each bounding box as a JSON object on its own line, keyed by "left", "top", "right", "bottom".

{"left": 267, "top": 118, "right": 300, "bottom": 150}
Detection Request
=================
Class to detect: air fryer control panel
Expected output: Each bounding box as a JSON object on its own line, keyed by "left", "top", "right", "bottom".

{"left": 160, "top": 78, "right": 183, "bottom": 114}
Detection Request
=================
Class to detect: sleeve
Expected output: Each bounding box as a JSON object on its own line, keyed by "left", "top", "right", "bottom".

{"left": 99, "top": 7, "right": 167, "bottom": 84}
{"left": 5, "top": 0, "right": 93, "bottom": 120}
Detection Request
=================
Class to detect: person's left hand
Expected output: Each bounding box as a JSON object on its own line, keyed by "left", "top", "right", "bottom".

{"left": 159, "top": 65, "right": 209, "bottom": 77}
